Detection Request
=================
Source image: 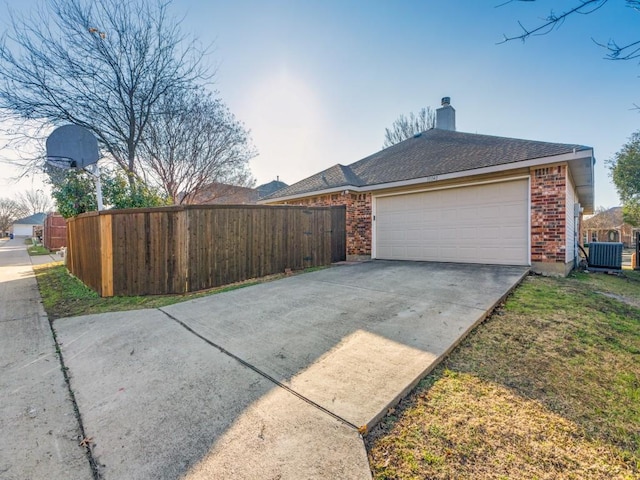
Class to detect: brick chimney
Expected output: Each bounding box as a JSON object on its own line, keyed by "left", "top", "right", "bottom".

{"left": 436, "top": 97, "right": 455, "bottom": 131}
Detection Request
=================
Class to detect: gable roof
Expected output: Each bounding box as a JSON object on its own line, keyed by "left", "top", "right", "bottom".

{"left": 265, "top": 129, "right": 593, "bottom": 202}
{"left": 185, "top": 179, "right": 290, "bottom": 205}
{"left": 187, "top": 183, "right": 259, "bottom": 205}
{"left": 13, "top": 213, "right": 47, "bottom": 225}
{"left": 256, "top": 180, "right": 288, "bottom": 199}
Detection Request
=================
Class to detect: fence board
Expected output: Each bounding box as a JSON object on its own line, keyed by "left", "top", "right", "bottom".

{"left": 43, "top": 213, "right": 67, "bottom": 251}
{"left": 67, "top": 212, "right": 103, "bottom": 295}
{"left": 67, "top": 204, "right": 346, "bottom": 297}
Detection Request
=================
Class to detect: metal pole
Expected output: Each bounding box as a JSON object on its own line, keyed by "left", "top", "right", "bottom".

{"left": 87, "top": 164, "right": 104, "bottom": 211}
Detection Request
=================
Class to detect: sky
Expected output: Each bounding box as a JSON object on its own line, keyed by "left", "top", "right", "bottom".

{"left": 1, "top": 0, "right": 638, "bottom": 209}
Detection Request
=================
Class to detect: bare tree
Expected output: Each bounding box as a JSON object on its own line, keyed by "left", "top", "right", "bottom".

{"left": 0, "top": 198, "right": 28, "bottom": 233}
{"left": 140, "top": 89, "right": 256, "bottom": 204}
{"left": 16, "top": 189, "right": 54, "bottom": 215}
{"left": 583, "top": 206, "right": 620, "bottom": 230}
{"left": 0, "top": 0, "right": 209, "bottom": 183}
{"left": 499, "top": 1, "right": 640, "bottom": 61}
{"left": 383, "top": 107, "right": 435, "bottom": 148}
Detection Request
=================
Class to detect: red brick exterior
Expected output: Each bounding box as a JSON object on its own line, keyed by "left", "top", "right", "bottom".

{"left": 530, "top": 165, "right": 567, "bottom": 263}
{"left": 286, "top": 192, "right": 372, "bottom": 257}
{"left": 277, "top": 165, "right": 573, "bottom": 272}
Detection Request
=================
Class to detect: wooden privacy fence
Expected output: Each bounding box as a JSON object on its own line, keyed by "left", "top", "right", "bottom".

{"left": 43, "top": 213, "right": 67, "bottom": 250}
{"left": 67, "top": 204, "right": 346, "bottom": 297}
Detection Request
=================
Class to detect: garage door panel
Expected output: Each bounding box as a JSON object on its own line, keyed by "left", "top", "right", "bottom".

{"left": 491, "top": 248, "right": 524, "bottom": 265}
{"left": 391, "top": 231, "right": 406, "bottom": 242}
{"left": 420, "top": 210, "right": 441, "bottom": 222}
{"left": 457, "top": 247, "right": 478, "bottom": 260}
{"left": 377, "top": 230, "right": 395, "bottom": 242}
{"left": 457, "top": 206, "right": 479, "bottom": 222}
{"left": 501, "top": 225, "right": 526, "bottom": 240}
{"left": 476, "top": 228, "right": 500, "bottom": 241}
{"left": 477, "top": 246, "right": 503, "bottom": 261}
{"left": 457, "top": 234, "right": 478, "bottom": 247}
{"left": 375, "top": 180, "right": 528, "bottom": 266}
{"left": 500, "top": 203, "right": 525, "bottom": 218}
{"left": 391, "top": 246, "right": 409, "bottom": 257}
{"left": 405, "top": 246, "right": 424, "bottom": 258}
{"left": 439, "top": 227, "right": 459, "bottom": 242}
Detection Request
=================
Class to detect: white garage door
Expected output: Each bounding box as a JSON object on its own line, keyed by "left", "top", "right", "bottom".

{"left": 375, "top": 179, "right": 529, "bottom": 265}
{"left": 13, "top": 224, "right": 34, "bottom": 236}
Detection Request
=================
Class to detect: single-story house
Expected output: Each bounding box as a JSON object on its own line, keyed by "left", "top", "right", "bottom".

{"left": 12, "top": 212, "right": 47, "bottom": 237}
{"left": 583, "top": 207, "right": 637, "bottom": 247}
{"left": 262, "top": 98, "right": 595, "bottom": 276}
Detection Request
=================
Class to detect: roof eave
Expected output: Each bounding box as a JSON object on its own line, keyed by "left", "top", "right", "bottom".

{"left": 263, "top": 149, "right": 596, "bottom": 205}
{"left": 566, "top": 149, "right": 595, "bottom": 214}
{"left": 259, "top": 185, "right": 356, "bottom": 204}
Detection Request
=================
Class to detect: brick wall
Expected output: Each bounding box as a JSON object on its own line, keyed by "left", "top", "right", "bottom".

{"left": 531, "top": 165, "right": 567, "bottom": 263}
{"left": 286, "top": 192, "right": 372, "bottom": 257}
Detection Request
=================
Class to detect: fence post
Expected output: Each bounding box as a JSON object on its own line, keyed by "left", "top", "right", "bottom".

{"left": 66, "top": 218, "right": 74, "bottom": 273}
{"left": 100, "top": 213, "right": 114, "bottom": 297}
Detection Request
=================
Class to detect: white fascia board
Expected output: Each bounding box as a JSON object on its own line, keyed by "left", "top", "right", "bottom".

{"left": 372, "top": 175, "right": 531, "bottom": 199}
{"left": 262, "top": 149, "right": 594, "bottom": 203}
{"left": 258, "top": 186, "right": 355, "bottom": 204}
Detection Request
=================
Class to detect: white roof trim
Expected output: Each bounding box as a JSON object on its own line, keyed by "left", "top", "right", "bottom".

{"left": 372, "top": 175, "right": 531, "bottom": 198}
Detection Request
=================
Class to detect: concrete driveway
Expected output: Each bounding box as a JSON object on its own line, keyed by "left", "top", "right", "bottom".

{"left": 54, "top": 261, "right": 528, "bottom": 479}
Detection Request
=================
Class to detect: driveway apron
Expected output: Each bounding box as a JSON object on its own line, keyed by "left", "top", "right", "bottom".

{"left": 55, "top": 260, "right": 528, "bottom": 479}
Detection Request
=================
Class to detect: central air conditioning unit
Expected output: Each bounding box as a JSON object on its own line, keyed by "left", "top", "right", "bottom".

{"left": 588, "top": 242, "right": 623, "bottom": 271}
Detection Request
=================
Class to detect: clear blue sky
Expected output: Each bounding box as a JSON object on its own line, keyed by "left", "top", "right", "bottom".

{"left": 1, "top": 0, "right": 638, "bottom": 208}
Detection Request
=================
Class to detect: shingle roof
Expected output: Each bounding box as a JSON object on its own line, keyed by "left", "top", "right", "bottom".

{"left": 14, "top": 213, "right": 47, "bottom": 225}
{"left": 256, "top": 180, "right": 288, "bottom": 199}
{"left": 188, "top": 183, "right": 259, "bottom": 205}
{"left": 266, "top": 129, "right": 591, "bottom": 200}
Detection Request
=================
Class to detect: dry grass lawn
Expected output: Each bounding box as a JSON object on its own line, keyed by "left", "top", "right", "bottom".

{"left": 367, "top": 271, "right": 640, "bottom": 480}
{"left": 33, "top": 262, "right": 323, "bottom": 319}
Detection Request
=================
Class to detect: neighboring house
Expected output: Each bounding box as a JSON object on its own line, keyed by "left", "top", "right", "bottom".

{"left": 187, "top": 183, "right": 259, "bottom": 205}
{"left": 255, "top": 179, "right": 288, "bottom": 199}
{"left": 188, "top": 179, "right": 288, "bottom": 205}
{"left": 12, "top": 212, "right": 47, "bottom": 237}
{"left": 263, "top": 97, "right": 595, "bottom": 276}
{"left": 583, "top": 207, "right": 637, "bottom": 247}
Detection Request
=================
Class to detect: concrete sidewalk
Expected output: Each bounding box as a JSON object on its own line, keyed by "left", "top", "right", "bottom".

{"left": 29, "top": 250, "right": 65, "bottom": 266}
{"left": 0, "top": 237, "right": 91, "bottom": 479}
{"left": 55, "top": 261, "right": 528, "bottom": 479}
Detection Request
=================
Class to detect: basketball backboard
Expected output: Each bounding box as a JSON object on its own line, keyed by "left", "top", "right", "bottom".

{"left": 46, "top": 124, "right": 99, "bottom": 169}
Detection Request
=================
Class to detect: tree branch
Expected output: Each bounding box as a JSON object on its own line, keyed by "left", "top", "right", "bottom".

{"left": 498, "top": 0, "right": 610, "bottom": 44}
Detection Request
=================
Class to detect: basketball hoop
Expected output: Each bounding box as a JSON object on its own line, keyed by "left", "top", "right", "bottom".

{"left": 46, "top": 124, "right": 103, "bottom": 210}
{"left": 45, "top": 156, "right": 77, "bottom": 169}
{"left": 46, "top": 124, "right": 99, "bottom": 170}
